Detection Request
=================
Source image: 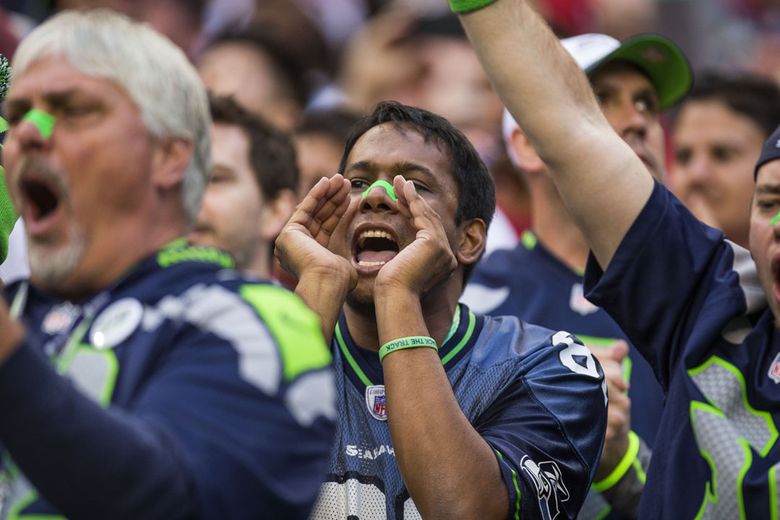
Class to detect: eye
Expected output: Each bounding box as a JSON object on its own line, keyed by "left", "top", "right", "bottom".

{"left": 757, "top": 199, "right": 779, "bottom": 211}
{"left": 350, "top": 178, "right": 370, "bottom": 191}
{"left": 634, "top": 95, "right": 659, "bottom": 118}
{"left": 674, "top": 148, "right": 692, "bottom": 166}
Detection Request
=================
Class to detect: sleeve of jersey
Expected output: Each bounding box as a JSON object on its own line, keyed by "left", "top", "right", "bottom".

{"left": 583, "top": 181, "right": 755, "bottom": 389}
{"left": 0, "top": 285, "right": 336, "bottom": 520}
{"left": 477, "top": 334, "right": 608, "bottom": 520}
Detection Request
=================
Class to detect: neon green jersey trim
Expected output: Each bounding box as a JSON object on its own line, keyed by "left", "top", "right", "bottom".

{"left": 495, "top": 449, "right": 521, "bottom": 520}
{"left": 770, "top": 464, "right": 779, "bottom": 520}
{"left": 521, "top": 230, "right": 537, "bottom": 250}
{"left": 440, "top": 309, "right": 476, "bottom": 366}
{"left": 157, "top": 240, "right": 234, "bottom": 269}
{"left": 334, "top": 322, "right": 374, "bottom": 387}
{"left": 241, "top": 285, "right": 331, "bottom": 381}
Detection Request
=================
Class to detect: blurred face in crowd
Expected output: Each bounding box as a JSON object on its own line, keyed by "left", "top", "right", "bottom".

{"left": 198, "top": 43, "right": 300, "bottom": 131}
{"left": 590, "top": 61, "right": 667, "bottom": 180}
{"left": 294, "top": 133, "right": 344, "bottom": 198}
{"left": 415, "top": 37, "right": 504, "bottom": 160}
{"left": 672, "top": 100, "right": 764, "bottom": 248}
{"left": 190, "top": 122, "right": 268, "bottom": 272}
{"left": 3, "top": 57, "right": 165, "bottom": 296}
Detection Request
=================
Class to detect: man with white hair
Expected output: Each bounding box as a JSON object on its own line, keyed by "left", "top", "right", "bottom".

{"left": 0, "top": 9, "right": 335, "bottom": 518}
{"left": 462, "top": 32, "right": 690, "bottom": 518}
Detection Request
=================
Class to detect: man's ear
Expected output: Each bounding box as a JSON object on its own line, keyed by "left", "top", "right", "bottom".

{"left": 456, "top": 218, "right": 488, "bottom": 267}
{"left": 260, "top": 188, "right": 298, "bottom": 241}
{"left": 152, "top": 138, "right": 193, "bottom": 190}
{"left": 510, "top": 127, "right": 545, "bottom": 174}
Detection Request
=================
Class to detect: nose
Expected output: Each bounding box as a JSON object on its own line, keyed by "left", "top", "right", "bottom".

{"left": 11, "top": 109, "right": 55, "bottom": 152}
{"left": 360, "top": 179, "right": 397, "bottom": 212}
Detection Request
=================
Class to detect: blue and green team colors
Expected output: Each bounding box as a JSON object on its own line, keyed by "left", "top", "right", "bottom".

{"left": 586, "top": 182, "right": 780, "bottom": 519}
{"left": 464, "top": 230, "right": 664, "bottom": 519}
{"left": 309, "top": 304, "right": 608, "bottom": 519}
{"left": 0, "top": 241, "right": 335, "bottom": 519}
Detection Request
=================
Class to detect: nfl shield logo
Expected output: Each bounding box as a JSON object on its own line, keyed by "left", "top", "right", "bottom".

{"left": 769, "top": 354, "right": 780, "bottom": 384}
{"left": 365, "top": 385, "right": 388, "bottom": 421}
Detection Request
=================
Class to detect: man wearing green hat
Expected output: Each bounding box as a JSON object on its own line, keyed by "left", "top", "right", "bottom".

{"left": 462, "top": 31, "right": 691, "bottom": 519}
{"left": 456, "top": 0, "right": 780, "bottom": 517}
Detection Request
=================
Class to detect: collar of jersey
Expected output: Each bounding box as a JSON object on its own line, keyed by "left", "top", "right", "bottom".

{"left": 333, "top": 303, "right": 483, "bottom": 392}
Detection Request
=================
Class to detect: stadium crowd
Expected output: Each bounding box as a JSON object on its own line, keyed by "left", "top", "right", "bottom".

{"left": 0, "top": 0, "right": 780, "bottom": 518}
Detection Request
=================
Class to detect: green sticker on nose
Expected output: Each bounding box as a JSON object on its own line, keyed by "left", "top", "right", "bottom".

{"left": 361, "top": 180, "right": 398, "bottom": 202}
{"left": 772, "top": 211, "right": 780, "bottom": 226}
{"left": 23, "top": 109, "right": 56, "bottom": 140}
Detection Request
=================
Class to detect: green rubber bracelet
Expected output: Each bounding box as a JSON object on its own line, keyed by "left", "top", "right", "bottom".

{"left": 379, "top": 336, "right": 437, "bottom": 363}
{"left": 592, "top": 431, "right": 641, "bottom": 492}
{"left": 448, "top": 0, "right": 499, "bottom": 14}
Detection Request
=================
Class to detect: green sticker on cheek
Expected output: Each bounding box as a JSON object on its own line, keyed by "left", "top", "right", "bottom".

{"left": 772, "top": 211, "right": 780, "bottom": 226}
{"left": 23, "top": 109, "right": 56, "bottom": 140}
{"left": 361, "top": 179, "right": 398, "bottom": 202}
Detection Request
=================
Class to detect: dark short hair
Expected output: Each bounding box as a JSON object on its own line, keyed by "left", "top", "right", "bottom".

{"left": 209, "top": 94, "right": 298, "bottom": 200}
{"left": 206, "top": 27, "right": 309, "bottom": 107}
{"left": 678, "top": 69, "right": 780, "bottom": 137}
{"left": 338, "top": 101, "right": 495, "bottom": 279}
{"left": 295, "top": 107, "right": 364, "bottom": 145}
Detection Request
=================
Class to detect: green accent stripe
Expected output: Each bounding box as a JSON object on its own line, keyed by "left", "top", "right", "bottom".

{"left": 770, "top": 464, "right": 778, "bottom": 520}
{"left": 448, "top": 0, "right": 499, "bottom": 15}
{"left": 737, "top": 440, "right": 751, "bottom": 520}
{"left": 592, "top": 431, "right": 641, "bottom": 492}
{"left": 334, "top": 322, "right": 373, "bottom": 387}
{"left": 242, "top": 285, "right": 331, "bottom": 381}
{"left": 440, "top": 309, "right": 476, "bottom": 366}
{"left": 443, "top": 305, "right": 462, "bottom": 345}
{"left": 495, "top": 449, "right": 521, "bottom": 520}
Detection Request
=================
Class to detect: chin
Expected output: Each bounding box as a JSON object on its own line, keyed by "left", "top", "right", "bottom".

{"left": 28, "top": 232, "right": 87, "bottom": 291}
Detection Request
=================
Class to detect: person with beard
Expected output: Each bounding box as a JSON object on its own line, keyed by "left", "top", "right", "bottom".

{"left": 0, "top": 9, "right": 334, "bottom": 518}
{"left": 275, "top": 100, "right": 608, "bottom": 519}
{"left": 455, "top": 0, "right": 780, "bottom": 517}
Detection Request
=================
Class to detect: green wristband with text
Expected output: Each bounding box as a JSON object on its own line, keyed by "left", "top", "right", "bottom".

{"left": 379, "top": 336, "right": 437, "bottom": 363}
{"left": 448, "top": 0, "right": 499, "bottom": 14}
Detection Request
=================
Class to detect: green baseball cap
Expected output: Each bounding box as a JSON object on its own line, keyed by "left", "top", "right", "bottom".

{"left": 561, "top": 33, "right": 693, "bottom": 109}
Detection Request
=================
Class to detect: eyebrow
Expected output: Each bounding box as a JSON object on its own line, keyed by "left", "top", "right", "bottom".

{"left": 6, "top": 88, "right": 84, "bottom": 112}
{"left": 346, "top": 160, "right": 436, "bottom": 179}
{"left": 755, "top": 184, "right": 780, "bottom": 195}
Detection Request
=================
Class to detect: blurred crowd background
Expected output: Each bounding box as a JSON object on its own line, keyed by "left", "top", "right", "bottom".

{"left": 2, "top": 0, "right": 780, "bottom": 245}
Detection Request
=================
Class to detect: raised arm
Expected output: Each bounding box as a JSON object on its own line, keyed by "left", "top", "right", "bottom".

{"left": 456, "top": 0, "right": 654, "bottom": 267}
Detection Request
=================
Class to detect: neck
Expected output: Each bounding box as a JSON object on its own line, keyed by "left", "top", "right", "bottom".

{"left": 242, "top": 247, "right": 272, "bottom": 280}
{"left": 529, "top": 177, "right": 590, "bottom": 271}
{"left": 344, "top": 279, "right": 462, "bottom": 351}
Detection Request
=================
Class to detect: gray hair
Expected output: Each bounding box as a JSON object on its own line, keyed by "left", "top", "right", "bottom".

{"left": 12, "top": 9, "right": 211, "bottom": 225}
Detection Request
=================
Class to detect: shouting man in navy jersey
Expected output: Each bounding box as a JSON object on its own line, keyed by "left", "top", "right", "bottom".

{"left": 276, "top": 100, "right": 608, "bottom": 519}
{"left": 0, "top": 9, "right": 334, "bottom": 518}
{"left": 457, "top": 0, "right": 780, "bottom": 517}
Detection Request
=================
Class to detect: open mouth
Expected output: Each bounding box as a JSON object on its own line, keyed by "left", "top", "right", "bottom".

{"left": 20, "top": 176, "right": 61, "bottom": 225}
{"left": 354, "top": 228, "right": 399, "bottom": 268}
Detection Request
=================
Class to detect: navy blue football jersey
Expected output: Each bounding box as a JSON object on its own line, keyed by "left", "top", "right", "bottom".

{"left": 310, "top": 304, "right": 608, "bottom": 519}
{"left": 463, "top": 231, "right": 664, "bottom": 519}
{"left": 585, "top": 182, "right": 780, "bottom": 519}
{"left": 0, "top": 240, "right": 336, "bottom": 519}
